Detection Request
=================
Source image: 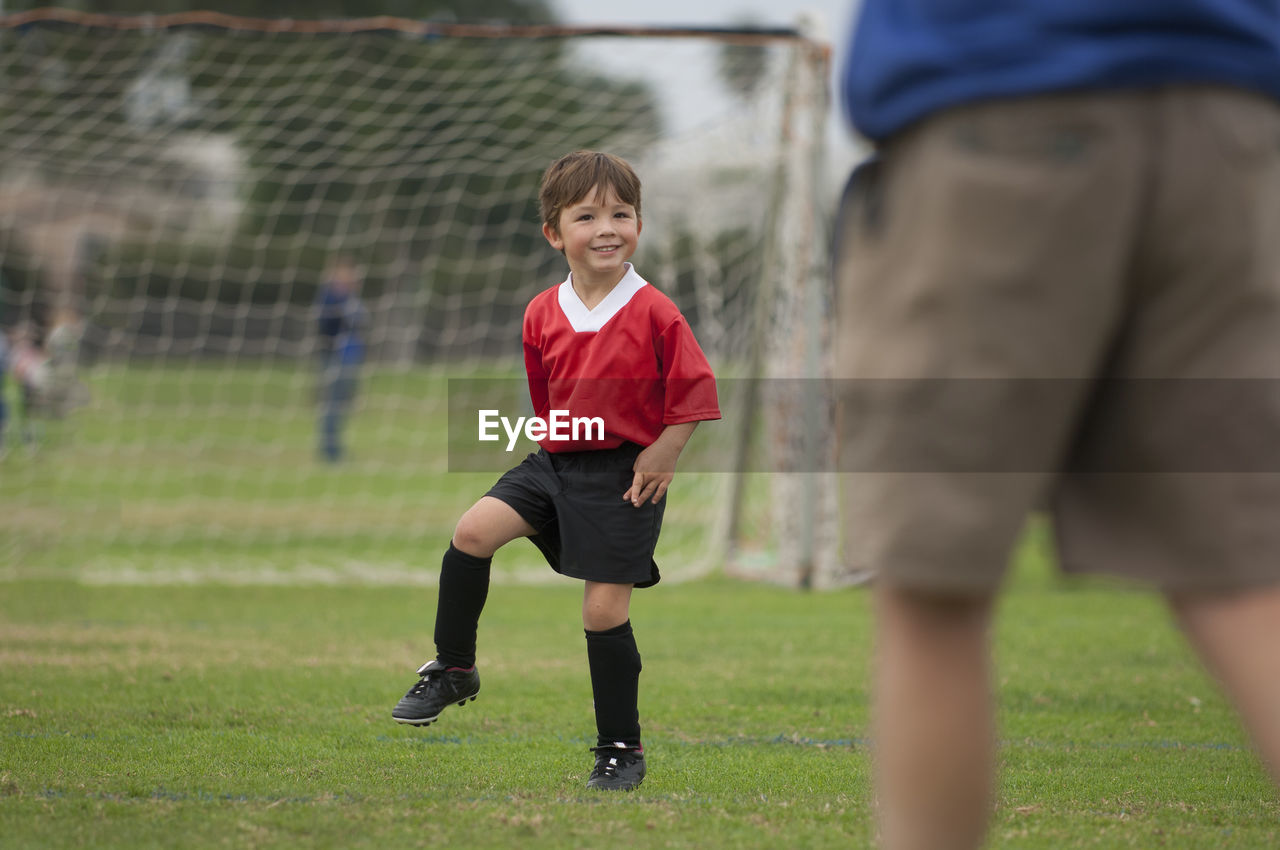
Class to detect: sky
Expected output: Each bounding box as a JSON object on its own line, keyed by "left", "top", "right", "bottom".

{"left": 550, "top": 0, "right": 863, "bottom": 170}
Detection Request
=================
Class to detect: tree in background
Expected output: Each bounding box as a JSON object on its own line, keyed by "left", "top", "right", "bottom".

{"left": 716, "top": 17, "right": 772, "bottom": 104}
{"left": 0, "top": 2, "right": 662, "bottom": 360}
{"left": 0, "top": 0, "right": 556, "bottom": 23}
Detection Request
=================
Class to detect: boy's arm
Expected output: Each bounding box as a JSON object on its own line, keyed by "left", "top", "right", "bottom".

{"left": 625, "top": 421, "right": 699, "bottom": 507}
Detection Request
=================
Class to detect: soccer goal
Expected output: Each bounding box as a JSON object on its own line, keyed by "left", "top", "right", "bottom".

{"left": 0, "top": 10, "right": 853, "bottom": 588}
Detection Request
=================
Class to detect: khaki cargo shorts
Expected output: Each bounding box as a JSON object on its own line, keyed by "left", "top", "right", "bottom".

{"left": 835, "top": 86, "right": 1280, "bottom": 592}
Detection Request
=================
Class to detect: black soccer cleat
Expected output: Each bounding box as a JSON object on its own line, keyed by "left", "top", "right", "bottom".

{"left": 586, "top": 745, "right": 646, "bottom": 791}
{"left": 392, "top": 659, "right": 480, "bottom": 726}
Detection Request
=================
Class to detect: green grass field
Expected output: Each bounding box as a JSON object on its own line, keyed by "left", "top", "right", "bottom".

{"left": 2, "top": 367, "right": 1278, "bottom": 848}
{"left": 0, "top": 365, "right": 736, "bottom": 582}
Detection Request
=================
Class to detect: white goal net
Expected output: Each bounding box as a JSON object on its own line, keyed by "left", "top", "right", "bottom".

{"left": 0, "top": 11, "right": 851, "bottom": 587}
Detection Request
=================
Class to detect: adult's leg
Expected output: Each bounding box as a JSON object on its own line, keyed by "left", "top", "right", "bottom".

{"left": 875, "top": 583, "right": 997, "bottom": 850}
{"left": 1166, "top": 585, "right": 1280, "bottom": 787}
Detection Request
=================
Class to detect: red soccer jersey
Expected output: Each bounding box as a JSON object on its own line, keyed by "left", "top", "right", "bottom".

{"left": 522, "top": 264, "right": 721, "bottom": 452}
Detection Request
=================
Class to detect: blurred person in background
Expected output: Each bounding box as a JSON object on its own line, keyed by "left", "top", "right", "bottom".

{"left": 314, "top": 255, "right": 367, "bottom": 463}
{"left": 9, "top": 321, "right": 50, "bottom": 450}
{"left": 836, "top": 2, "right": 1280, "bottom": 848}
{"left": 0, "top": 325, "right": 9, "bottom": 456}
{"left": 44, "top": 305, "right": 88, "bottom": 419}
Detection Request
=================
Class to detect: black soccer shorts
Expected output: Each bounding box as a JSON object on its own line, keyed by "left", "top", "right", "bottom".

{"left": 485, "top": 442, "right": 663, "bottom": 588}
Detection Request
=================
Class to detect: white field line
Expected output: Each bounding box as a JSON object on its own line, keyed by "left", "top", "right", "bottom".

{"left": 0, "top": 556, "right": 719, "bottom": 587}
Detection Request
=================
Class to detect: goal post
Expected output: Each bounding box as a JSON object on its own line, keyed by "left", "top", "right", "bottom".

{"left": 0, "top": 11, "right": 854, "bottom": 588}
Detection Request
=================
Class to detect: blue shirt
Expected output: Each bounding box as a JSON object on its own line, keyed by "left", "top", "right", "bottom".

{"left": 843, "top": 0, "right": 1280, "bottom": 140}
{"left": 316, "top": 285, "right": 366, "bottom": 366}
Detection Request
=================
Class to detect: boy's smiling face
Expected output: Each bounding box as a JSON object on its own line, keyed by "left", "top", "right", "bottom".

{"left": 543, "top": 183, "right": 641, "bottom": 290}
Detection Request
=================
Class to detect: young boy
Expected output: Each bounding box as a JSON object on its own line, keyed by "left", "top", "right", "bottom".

{"left": 392, "top": 150, "right": 721, "bottom": 791}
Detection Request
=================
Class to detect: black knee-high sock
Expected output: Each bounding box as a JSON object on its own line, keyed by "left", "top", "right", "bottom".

{"left": 433, "top": 543, "right": 492, "bottom": 669}
{"left": 585, "top": 620, "right": 642, "bottom": 749}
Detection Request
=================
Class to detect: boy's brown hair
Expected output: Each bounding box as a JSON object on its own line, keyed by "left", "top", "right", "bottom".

{"left": 538, "top": 150, "right": 642, "bottom": 234}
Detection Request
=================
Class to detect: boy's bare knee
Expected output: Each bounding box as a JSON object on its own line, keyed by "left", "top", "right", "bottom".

{"left": 582, "top": 607, "right": 628, "bottom": 632}
{"left": 582, "top": 583, "right": 633, "bottom": 631}
{"left": 452, "top": 514, "right": 496, "bottom": 558}
{"left": 450, "top": 497, "right": 536, "bottom": 559}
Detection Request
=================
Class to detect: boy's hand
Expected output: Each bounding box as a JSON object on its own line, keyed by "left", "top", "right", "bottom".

{"left": 625, "top": 443, "right": 678, "bottom": 506}
{"left": 624, "top": 422, "right": 698, "bottom": 507}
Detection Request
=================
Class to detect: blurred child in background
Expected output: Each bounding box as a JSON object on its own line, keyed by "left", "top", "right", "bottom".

{"left": 314, "top": 256, "right": 366, "bottom": 463}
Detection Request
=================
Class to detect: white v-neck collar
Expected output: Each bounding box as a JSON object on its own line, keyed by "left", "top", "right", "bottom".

{"left": 557, "top": 264, "right": 648, "bottom": 333}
